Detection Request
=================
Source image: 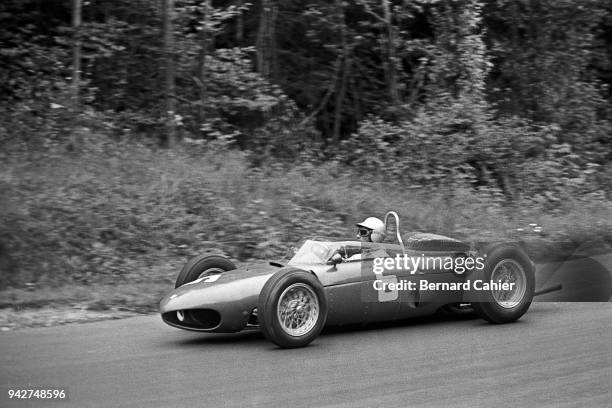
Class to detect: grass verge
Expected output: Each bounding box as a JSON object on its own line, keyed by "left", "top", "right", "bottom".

{"left": 1, "top": 137, "right": 611, "bottom": 320}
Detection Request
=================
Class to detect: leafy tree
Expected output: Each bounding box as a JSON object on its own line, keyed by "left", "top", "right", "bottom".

{"left": 485, "top": 0, "right": 611, "bottom": 162}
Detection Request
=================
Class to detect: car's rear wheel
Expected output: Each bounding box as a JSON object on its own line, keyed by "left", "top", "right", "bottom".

{"left": 175, "top": 254, "right": 236, "bottom": 288}
{"left": 469, "top": 244, "right": 535, "bottom": 324}
{"left": 259, "top": 270, "right": 328, "bottom": 348}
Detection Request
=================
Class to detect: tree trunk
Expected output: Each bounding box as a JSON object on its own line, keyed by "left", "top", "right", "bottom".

{"left": 70, "top": 0, "right": 82, "bottom": 150}
{"left": 197, "top": 0, "right": 211, "bottom": 129}
{"left": 333, "top": 56, "right": 351, "bottom": 144}
{"left": 332, "top": 0, "right": 350, "bottom": 144}
{"left": 256, "top": 0, "right": 277, "bottom": 78}
{"left": 236, "top": 0, "right": 244, "bottom": 44}
{"left": 382, "top": 0, "right": 400, "bottom": 108}
{"left": 510, "top": 0, "right": 521, "bottom": 115}
{"left": 162, "top": 0, "right": 176, "bottom": 147}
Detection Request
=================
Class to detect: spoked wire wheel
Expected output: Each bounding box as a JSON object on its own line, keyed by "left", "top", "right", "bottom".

{"left": 277, "top": 283, "right": 320, "bottom": 337}
{"left": 259, "top": 270, "right": 328, "bottom": 348}
{"left": 470, "top": 244, "right": 535, "bottom": 324}
{"left": 490, "top": 259, "right": 527, "bottom": 309}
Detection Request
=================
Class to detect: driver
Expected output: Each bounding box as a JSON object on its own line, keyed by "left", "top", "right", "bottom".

{"left": 341, "top": 217, "right": 389, "bottom": 262}
{"left": 356, "top": 217, "right": 387, "bottom": 243}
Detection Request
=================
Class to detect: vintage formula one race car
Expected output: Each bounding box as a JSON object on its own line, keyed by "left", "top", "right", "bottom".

{"left": 160, "top": 212, "right": 538, "bottom": 348}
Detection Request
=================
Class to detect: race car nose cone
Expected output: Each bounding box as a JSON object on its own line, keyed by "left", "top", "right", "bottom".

{"left": 177, "top": 310, "right": 185, "bottom": 322}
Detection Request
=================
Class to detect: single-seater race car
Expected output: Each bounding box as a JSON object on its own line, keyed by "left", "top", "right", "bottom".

{"left": 160, "top": 212, "right": 539, "bottom": 348}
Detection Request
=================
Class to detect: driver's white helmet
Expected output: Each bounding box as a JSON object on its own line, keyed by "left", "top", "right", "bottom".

{"left": 356, "top": 217, "right": 387, "bottom": 243}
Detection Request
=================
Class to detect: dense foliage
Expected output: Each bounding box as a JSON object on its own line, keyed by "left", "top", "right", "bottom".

{"left": 2, "top": 1, "right": 611, "bottom": 187}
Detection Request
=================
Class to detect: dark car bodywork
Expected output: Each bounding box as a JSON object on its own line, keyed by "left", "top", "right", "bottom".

{"left": 160, "top": 236, "right": 477, "bottom": 333}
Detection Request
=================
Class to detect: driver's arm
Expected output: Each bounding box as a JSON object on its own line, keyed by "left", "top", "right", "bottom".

{"left": 333, "top": 245, "right": 362, "bottom": 261}
{"left": 343, "top": 245, "right": 364, "bottom": 261}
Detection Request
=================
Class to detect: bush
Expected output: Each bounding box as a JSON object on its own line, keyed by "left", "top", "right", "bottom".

{"left": 2, "top": 137, "right": 610, "bottom": 290}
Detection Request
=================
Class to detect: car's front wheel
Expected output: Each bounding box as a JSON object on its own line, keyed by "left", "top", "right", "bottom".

{"left": 175, "top": 254, "right": 236, "bottom": 288}
{"left": 258, "top": 270, "right": 328, "bottom": 348}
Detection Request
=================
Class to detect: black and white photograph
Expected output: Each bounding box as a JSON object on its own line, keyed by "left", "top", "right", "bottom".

{"left": 1, "top": 0, "right": 611, "bottom": 407}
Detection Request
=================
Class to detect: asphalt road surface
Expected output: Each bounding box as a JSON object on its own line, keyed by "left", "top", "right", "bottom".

{"left": 1, "top": 302, "right": 611, "bottom": 408}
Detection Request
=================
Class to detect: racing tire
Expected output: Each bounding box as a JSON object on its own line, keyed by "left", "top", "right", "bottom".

{"left": 175, "top": 254, "right": 236, "bottom": 288}
{"left": 258, "top": 270, "right": 328, "bottom": 348}
{"left": 469, "top": 244, "right": 535, "bottom": 324}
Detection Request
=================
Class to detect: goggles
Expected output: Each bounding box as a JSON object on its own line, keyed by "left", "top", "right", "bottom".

{"left": 357, "top": 228, "right": 372, "bottom": 237}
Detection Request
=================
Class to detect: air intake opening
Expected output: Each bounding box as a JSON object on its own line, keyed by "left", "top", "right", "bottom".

{"left": 187, "top": 309, "right": 221, "bottom": 329}
{"left": 163, "top": 309, "right": 221, "bottom": 330}
{"left": 247, "top": 308, "right": 259, "bottom": 326}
